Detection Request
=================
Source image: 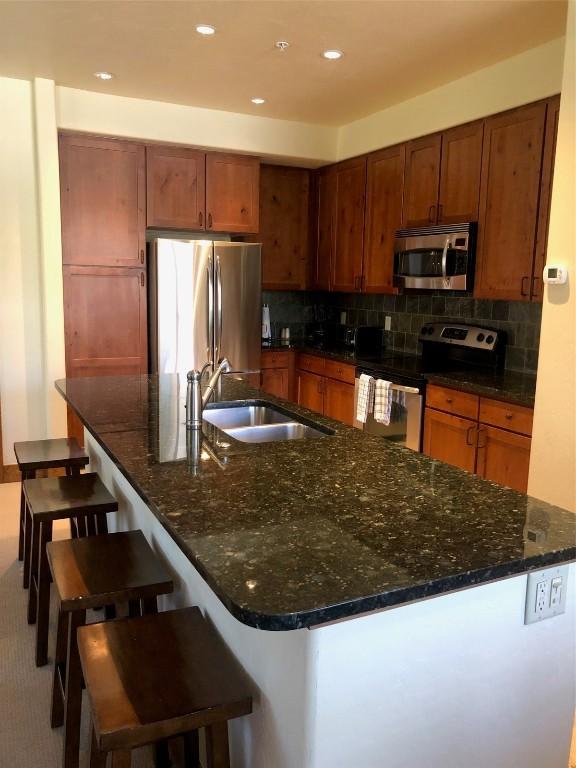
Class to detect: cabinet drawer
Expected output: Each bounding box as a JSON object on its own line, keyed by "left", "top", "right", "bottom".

{"left": 426, "top": 385, "right": 479, "bottom": 420}
{"left": 298, "top": 353, "right": 326, "bottom": 376}
{"left": 479, "top": 398, "right": 533, "bottom": 436}
{"left": 261, "top": 350, "right": 289, "bottom": 369}
{"left": 324, "top": 359, "right": 356, "bottom": 385}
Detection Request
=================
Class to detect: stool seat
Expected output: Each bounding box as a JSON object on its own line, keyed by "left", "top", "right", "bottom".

{"left": 79, "top": 607, "right": 252, "bottom": 759}
{"left": 47, "top": 531, "right": 173, "bottom": 611}
{"left": 14, "top": 438, "right": 88, "bottom": 471}
{"left": 24, "top": 473, "right": 117, "bottom": 521}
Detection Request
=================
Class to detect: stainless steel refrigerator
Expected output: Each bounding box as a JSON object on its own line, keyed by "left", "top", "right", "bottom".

{"left": 149, "top": 238, "right": 261, "bottom": 376}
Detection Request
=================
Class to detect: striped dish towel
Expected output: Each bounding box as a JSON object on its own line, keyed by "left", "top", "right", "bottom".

{"left": 356, "top": 374, "right": 375, "bottom": 424}
{"left": 374, "top": 379, "right": 392, "bottom": 425}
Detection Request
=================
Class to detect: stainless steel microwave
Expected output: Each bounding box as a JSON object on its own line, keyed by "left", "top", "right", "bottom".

{"left": 393, "top": 222, "right": 477, "bottom": 291}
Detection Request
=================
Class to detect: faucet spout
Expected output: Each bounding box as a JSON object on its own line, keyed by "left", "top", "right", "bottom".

{"left": 202, "top": 358, "right": 231, "bottom": 408}
{"left": 185, "top": 358, "right": 231, "bottom": 429}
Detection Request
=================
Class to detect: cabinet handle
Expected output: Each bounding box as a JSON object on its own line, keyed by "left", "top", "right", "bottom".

{"left": 465, "top": 425, "right": 476, "bottom": 447}
{"left": 208, "top": 212, "right": 213, "bottom": 229}
{"left": 505, "top": 412, "right": 513, "bottom": 421}
{"left": 317, "top": 381, "right": 322, "bottom": 394}
{"left": 199, "top": 211, "right": 203, "bottom": 227}
{"left": 520, "top": 276, "right": 530, "bottom": 296}
{"left": 428, "top": 204, "right": 436, "bottom": 223}
{"left": 445, "top": 397, "right": 453, "bottom": 404}
{"left": 477, "top": 427, "right": 487, "bottom": 449}
{"left": 140, "top": 272, "right": 145, "bottom": 287}
{"left": 437, "top": 203, "right": 443, "bottom": 222}
{"left": 530, "top": 275, "right": 539, "bottom": 298}
{"left": 140, "top": 249, "right": 145, "bottom": 264}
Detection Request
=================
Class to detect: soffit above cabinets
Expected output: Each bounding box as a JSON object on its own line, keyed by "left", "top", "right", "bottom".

{"left": 0, "top": 0, "right": 567, "bottom": 126}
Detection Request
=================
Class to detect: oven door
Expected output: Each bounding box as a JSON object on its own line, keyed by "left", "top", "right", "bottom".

{"left": 353, "top": 377, "right": 424, "bottom": 452}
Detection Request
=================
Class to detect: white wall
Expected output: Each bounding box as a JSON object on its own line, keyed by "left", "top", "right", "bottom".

{"left": 529, "top": 2, "right": 576, "bottom": 511}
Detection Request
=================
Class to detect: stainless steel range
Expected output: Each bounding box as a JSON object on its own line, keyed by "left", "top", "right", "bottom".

{"left": 353, "top": 322, "right": 506, "bottom": 451}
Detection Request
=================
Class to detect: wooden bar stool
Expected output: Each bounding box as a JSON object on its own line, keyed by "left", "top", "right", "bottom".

{"left": 24, "top": 473, "right": 118, "bottom": 667}
{"left": 14, "top": 438, "right": 89, "bottom": 587}
{"left": 47, "top": 530, "right": 174, "bottom": 768}
{"left": 78, "top": 607, "right": 253, "bottom": 768}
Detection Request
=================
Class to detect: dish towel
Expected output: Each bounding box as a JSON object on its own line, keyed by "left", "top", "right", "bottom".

{"left": 374, "top": 379, "right": 393, "bottom": 425}
{"left": 356, "top": 374, "right": 375, "bottom": 424}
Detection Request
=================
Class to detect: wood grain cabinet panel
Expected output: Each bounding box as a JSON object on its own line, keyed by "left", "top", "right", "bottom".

{"left": 403, "top": 134, "right": 442, "bottom": 227}
{"left": 476, "top": 425, "right": 531, "bottom": 493}
{"left": 314, "top": 167, "right": 336, "bottom": 291}
{"left": 206, "top": 153, "right": 260, "bottom": 233}
{"left": 146, "top": 145, "right": 205, "bottom": 230}
{"left": 331, "top": 158, "right": 367, "bottom": 293}
{"left": 479, "top": 398, "right": 533, "bottom": 436}
{"left": 423, "top": 408, "right": 477, "bottom": 473}
{"left": 261, "top": 350, "right": 290, "bottom": 369}
{"left": 297, "top": 370, "right": 324, "bottom": 414}
{"left": 59, "top": 134, "right": 145, "bottom": 268}
{"left": 259, "top": 165, "right": 310, "bottom": 290}
{"left": 323, "top": 379, "right": 355, "bottom": 426}
{"left": 475, "top": 102, "right": 547, "bottom": 301}
{"left": 426, "top": 384, "right": 479, "bottom": 420}
{"left": 260, "top": 369, "right": 289, "bottom": 400}
{"left": 438, "top": 120, "right": 484, "bottom": 224}
{"left": 324, "top": 360, "right": 356, "bottom": 386}
{"left": 363, "top": 144, "right": 405, "bottom": 294}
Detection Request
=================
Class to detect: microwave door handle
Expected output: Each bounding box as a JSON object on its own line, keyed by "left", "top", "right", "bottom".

{"left": 441, "top": 238, "right": 450, "bottom": 280}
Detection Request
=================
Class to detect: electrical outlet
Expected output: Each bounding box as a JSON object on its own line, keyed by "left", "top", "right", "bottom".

{"left": 384, "top": 316, "right": 392, "bottom": 331}
{"left": 525, "top": 565, "right": 569, "bottom": 624}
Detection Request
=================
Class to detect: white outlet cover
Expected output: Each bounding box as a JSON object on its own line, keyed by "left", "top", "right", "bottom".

{"left": 525, "top": 564, "right": 569, "bottom": 624}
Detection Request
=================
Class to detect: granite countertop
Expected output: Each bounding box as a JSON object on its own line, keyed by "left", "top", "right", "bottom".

{"left": 56, "top": 374, "right": 574, "bottom": 631}
{"left": 262, "top": 340, "right": 537, "bottom": 407}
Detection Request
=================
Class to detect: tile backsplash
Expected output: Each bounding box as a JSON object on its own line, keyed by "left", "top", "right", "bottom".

{"left": 262, "top": 291, "right": 542, "bottom": 373}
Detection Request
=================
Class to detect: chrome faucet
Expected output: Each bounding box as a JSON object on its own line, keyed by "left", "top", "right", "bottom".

{"left": 186, "top": 358, "right": 231, "bottom": 429}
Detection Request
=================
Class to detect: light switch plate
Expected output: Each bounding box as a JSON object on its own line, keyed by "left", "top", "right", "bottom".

{"left": 525, "top": 565, "right": 569, "bottom": 624}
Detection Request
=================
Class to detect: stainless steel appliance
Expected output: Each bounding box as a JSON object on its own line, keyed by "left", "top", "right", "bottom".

{"left": 393, "top": 222, "right": 477, "bottom": 291}
{"left": 148, "top": 238, "right": 261, "bottom": 376}
{"left": 353, "top": 322, "right": 506, "bottom": 451}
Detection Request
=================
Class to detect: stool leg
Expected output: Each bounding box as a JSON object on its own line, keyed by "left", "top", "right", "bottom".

{"left": 36, "top": 519, "right": 53, "bottom": 667}
{"left": 142, "top": 597, "right": 158, "bottom": 615}
{"left": 18, "top": 473, "right": 26, "bottom": 561}
{"left": 51, "top": 605, "right": 68, "bottom": 728}
{"left": 63, "top": 608, "right": 86, "bottom": 768}
{"left": 104, "top": 604, "right": 116, "bottom": 620}
{"left": 183, "top": 732, "right": 200, "bottom": 768}
{"left": 205, "top": 722, "right": 230, "bottom": 768}
{"left": 96, "top": 512, "right": 108, "bottom": 535}
{"left": 22, "top": 470, "right": 35, "bottom": 588}
{"left": 154, "top": 741, "right": 170, "bottom": 768}
{"left": 128, "top": 600, "right": 141, "bottom": 618}
{"left": 27, "top": 517, "right": 41, "bottom": 623}
{"left": 89, "top": 725, "right": 107, "bottom": 768}
{"left": 86, "top": 515, "right": 97, "bottom": 536}
{"left": 111, "top": 751, "right": 131, "bottom": 768}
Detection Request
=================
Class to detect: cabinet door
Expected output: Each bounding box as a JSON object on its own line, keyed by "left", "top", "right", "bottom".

{"left": 146, "top": 145, "right": 205, "bottom": 230}
{"left": 331, "top": 157, "right": 366, "bottom": 292}
{"left": 438, "top": 120, "right": 484, "bottom": 224}
{"left": 314, "top": 168, "right": 336, "bottom": 290}
{"left": 259, "top": 165, "right": 310, "bottom": 290}
{"left": 260, "top": 368, "right": 289, "bottom": 400}
{"left": 205, "top": 152, "right": 259, "bottom": 233}
{"left": 324, "top": 379, "right": 355, "bottom": 426}
{"left": 60, "top": 134, "right": 146, "bottom": 267}
{"left": 476, "top": 425, "right": 531, "bottom": 493}
{"left": 532, "top": 95, "right": 561, "bottom": 302}
{"left": 475, "top": 102, "right": 546, "bottom": 301}
{"left": 403, "top": 134, "right": 441, "bottom": 226}
{"left": 297, "top": 370, "right": 324, "bottom": 414}
{"left": 63, "top": 266, "right": 148, "bottom": 379}
{"left": 363, "top": 144, "right": 405, "bottom": 294}
{"left": 423, "top": 408, "right": 477, "bottom": 472}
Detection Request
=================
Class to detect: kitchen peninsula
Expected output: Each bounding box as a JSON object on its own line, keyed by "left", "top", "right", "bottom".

{"left": 57, "top": 374, "right": 576, "bottom": 768}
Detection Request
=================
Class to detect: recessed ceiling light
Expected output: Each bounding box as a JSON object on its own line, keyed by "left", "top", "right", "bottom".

{"left": 196, "top": 24, "right": 215, "bottom": 35}
{"left": 322, "top": 49, "right": 343, "bottom": 60}
{"left": 251, "top": 97, "right": 266, "bottom": 105}
{"left": 94, "top": 71, "right": 113, "bottom": 80}
{"left": 275, "top": 41, "right": 290, "bottom": 51}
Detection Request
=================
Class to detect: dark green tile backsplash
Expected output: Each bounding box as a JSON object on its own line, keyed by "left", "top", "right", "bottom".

{"left": 262, "top": 291, "right": 542, "bottom": 373}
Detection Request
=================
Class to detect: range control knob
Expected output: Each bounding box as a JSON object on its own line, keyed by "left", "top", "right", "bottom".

{"left": 476, "top": 333, "right": 485, "bottom": 342}
{"left": 486, "top": 334, "right": 495, "bottom": 344}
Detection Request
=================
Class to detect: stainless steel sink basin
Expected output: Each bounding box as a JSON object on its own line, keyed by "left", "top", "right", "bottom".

{"left": 202, "top": 403, "right": 332, "bottom": 443}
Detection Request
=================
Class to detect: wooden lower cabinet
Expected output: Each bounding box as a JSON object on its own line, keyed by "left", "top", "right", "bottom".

{"left": 323, "top": 379, "right": 355, "bottom": 427}
{"left": 261, "top": 368, "right": 289, "bottom": 400}
{"left": 297, "top": 370, "right": 324, "bottom": 414}
{"left": 423, "top": 409, "right": 477, "bottom": 473}
{"left": 476, "top": 425, "right": 531, "bottom": 493}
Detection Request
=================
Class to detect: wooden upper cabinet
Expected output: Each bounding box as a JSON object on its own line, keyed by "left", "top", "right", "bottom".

{"left": 314, "top": 167, "right": 336, "bottom": 291}
{"left": 60, "top": 134, "right": 146, "bottom": 267}
{"left": 438, "top": 120, "right": 484, "bottom": 223}
{"left": 533, "top": 95, "right": 561, "bottom": 302}
{"left": 331, "top": 157, "right": 367, "bottom": 293}
{"left": 146, "top": 146, "right": 205, "bottom": 230}
{"left": 259, "top": 165, "right": 310, "bottom": 290}
{"left": 403, "top": 134, "right": 441, "bottom": 227}
{"left": 475, "top": 102, "right": 547, "bottom": 301}
{"left": 205, "top": 152, "right": 260, "bottom": 233}
{"left": 363, "top": 144, "right": 405, "bottom": 294}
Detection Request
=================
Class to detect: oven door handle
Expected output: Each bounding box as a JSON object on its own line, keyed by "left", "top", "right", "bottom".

{"left": 391, "top": 384, "right": 420, "bottom": 395}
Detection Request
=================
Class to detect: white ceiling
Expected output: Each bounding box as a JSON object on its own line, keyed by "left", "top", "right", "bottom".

{"left": 0, "top": 0, "right": 567, "bottom": 126}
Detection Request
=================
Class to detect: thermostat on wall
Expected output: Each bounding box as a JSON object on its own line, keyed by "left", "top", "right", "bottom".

{"left": 543, "top": 264, "right": 568, "bottom": 285}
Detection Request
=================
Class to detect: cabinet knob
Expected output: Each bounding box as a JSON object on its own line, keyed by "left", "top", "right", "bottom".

{"left": 505, "top": 413, "right": 513, "bottom": 420}
{"left": 520, "top": 276, "right": 530, "bottom": 296}
{"left": 428, "top": 204, "right": 436, "bottom": 223}
{"left": 199, "top": 211, "right": 203, "bottom": 227}
{"left": 445, "top": 397, "right": 453, "bottom": 404}
{"left": 208, "top": 212, "right": 213, "bottom": 229}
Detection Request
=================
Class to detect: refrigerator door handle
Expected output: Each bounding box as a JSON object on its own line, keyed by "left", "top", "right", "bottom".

{"left": 215, "top": 254, "right": 223, "bottom": 363}
{"left": 207, "top": 256, "right": 214, "bottom": 369}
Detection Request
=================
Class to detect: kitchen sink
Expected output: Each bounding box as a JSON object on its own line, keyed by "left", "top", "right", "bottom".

{"left": 202, "top": 403, "right": 332, "bottom": 443}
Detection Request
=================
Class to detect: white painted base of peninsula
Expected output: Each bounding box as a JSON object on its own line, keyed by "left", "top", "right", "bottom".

{"left": 86, "top": 430, "right": 575, "bottom": 768}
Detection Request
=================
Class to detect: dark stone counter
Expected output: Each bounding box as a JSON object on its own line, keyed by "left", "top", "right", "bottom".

{"left": 56, "top": 374, "right": 574, "bottom": 631}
